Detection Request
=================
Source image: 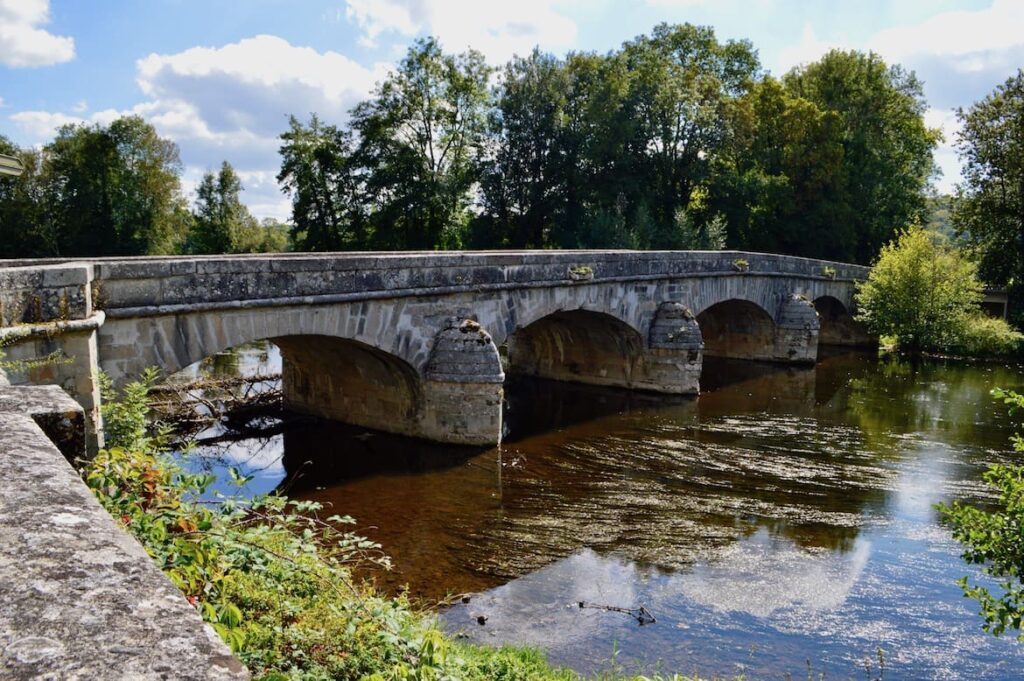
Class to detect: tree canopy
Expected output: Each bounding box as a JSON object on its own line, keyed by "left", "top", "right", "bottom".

{"left": 2, "top": 25, "right": 945, "bottom": 263}
{"left": 953, "top": 70, "right": 1024, "bottom": 317}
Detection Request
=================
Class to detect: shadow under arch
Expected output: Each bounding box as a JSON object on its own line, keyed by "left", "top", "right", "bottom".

{"left": 506, "top": 309, "right": 647, "bottom": 389}
{"left": 813, "top": 296, "right": 875, "bottom": 349}
{"left": 696, "top": 298, "right": 777, "bottom": 361}
{"left": 273, "top": 334, "right": 424, "bottom": 435}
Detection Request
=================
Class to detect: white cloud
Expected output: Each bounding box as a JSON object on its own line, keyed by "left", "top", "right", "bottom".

{"left": 924, "top": 107, "right": 963, "bottom": 193}
{"left": 0, "top": 0, "right": 74, "bottom": 68}
{"left": 9, "top": 34, "right": 391, "bottom": 219}
{"left": 871, "top": 0, "right": 1024, "bottom": 68}
{"left": 774, "top": 23, "right": 848, "bottom": 74}
{"left": 344, "top": 0, "right": 578, "bottom": 63}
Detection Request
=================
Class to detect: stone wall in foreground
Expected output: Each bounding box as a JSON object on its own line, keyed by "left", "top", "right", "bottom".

{"left": 0, "top": 385, "right": 249, "bottom": 680}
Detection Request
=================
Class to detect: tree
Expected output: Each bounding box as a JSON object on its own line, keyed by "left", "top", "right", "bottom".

{"left": 0, "top": 137, "right": 51, "bottom": 258}
{"left": 352, "top": 38, "right": 492, "bottom": 249}
{"left": 619, "top": 23, "right": 759, "bottom": 248}
{"left": 43, "top": 116, "right": 189, "bottom": 256}
{"left": 855, "top": 226, "right": 982, "bottom": 353}
{"left": 939, "top": 389, "right": 1024, "bottom": 640}
{"left": 710, "top": 76, "right": 848, "bottom": 258}
{"left": 278, "top": 115, "right": 365, "bottom": 251}
{"left": 476, "top": 49, "right": 569, "bottom": 248}
{"left": 953, "top": 70, "right": 1024, "bottom": 318}
{"left": 188, "top": 161, "right": 258, "bottom": 254}
{"left": 784, "top": 50, "right": 940, "bottom": 264}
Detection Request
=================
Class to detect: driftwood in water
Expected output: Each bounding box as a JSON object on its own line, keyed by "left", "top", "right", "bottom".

{"left": 576, "top": 601, "right": 656, "bottom": 625}
{"left": 149, "top": 374, "right": 283, "bottom": 438}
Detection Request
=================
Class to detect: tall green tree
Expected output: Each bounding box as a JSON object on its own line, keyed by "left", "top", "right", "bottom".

{"left": 783, "top": 50, "right": 940, "bottom": 263}
{"left": 188, "top": 161, "right": 253, "bottom": 254}
{"left": 0, "top": 137, "right": 51, "bottom": 258}
{"left": 953, "top": 70, "right": 1024, "bottom": 316}
{"left": 710, "top": 77, "right": 847, "bottom": 257}
{"left": 278, "top": 115, "right": 365, "bottom": 251}
{"left": 352, "top": 38, "right": 492, "bottom": 249}
{"left": 475, "top": 49, "right": 569, "bottom": 248}
{"left": 619, "top": 23, "right": 759, "bottom": 248}
{"left": 43, "top": 116, "right": 189, "bottom": 256}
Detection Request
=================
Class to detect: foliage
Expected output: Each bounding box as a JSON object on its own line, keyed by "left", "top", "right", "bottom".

{"left": 855, "top": 226, "right": 983, "bottom": 353}
{"left": 782, "top": 50, "right": 939, "bottom": 264}
{"left": 953, "top": 69, "right": 1024, "bottom": 318}
{"left": 277, "top": 115, "right": 366, "bottom": 251}
{"left": 939, "top": 389, "right": 1024, "bottom": 639}
{"left": 99, "top": 367, "right": 171, "bottom": 452}
{"left": 187, "top": 162, "right": 255, "bottom": 254}
{"left": 0, "top": 118, "right": 190, "bottom": 258}
{"left": 947, "top": 315, "right": 1024, "bottom": 358}
{"left": 352, "top": 37, "right": 492, "bottom": 250}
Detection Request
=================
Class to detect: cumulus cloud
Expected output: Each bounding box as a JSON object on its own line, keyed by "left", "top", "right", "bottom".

{"left": 345, "top": 0, "right": 578, "bottom": 63}
{"left": 778, "top": 2, "right": 1024, "bottom": 110}
{"left": 0, "top": 0, "right": 74, "bottom": 68}
{"left": 9, "top": 34, "right": 391, "bottom": 219}
{"left": 774, "top": 23, "right": 848, "bottom": 74}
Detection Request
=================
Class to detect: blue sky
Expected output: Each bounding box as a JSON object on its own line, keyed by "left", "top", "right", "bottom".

{"left": 2, "top": 0, "right": 1022, "bottom": 219}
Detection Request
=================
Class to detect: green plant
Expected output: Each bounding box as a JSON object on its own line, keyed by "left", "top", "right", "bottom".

{"left": 948, "top": 314, "right": 1024, "bottom": 357}
{"left": 99, "top": 367, "right": 172, "bottom": 452}
{"left": 938, "top": 389, "right": 1024, "bottom": 639}
{"left": 732, "top": 258, "right": 749, "bottom": 272}
{"left": 855, "top": 226, "right": 983, "bottom": 354}
{"left": 568, "top": 265, "right": 594, "bottom": 281}
{"left": 821, "top": 266, "right": 837, "bottom": 279}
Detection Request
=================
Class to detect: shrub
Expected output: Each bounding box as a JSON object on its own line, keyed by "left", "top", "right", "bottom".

{"left": 856, "top": 226, "right": 983, "bottom": 353}
{"left": 948, "top": 315, "right": 1024, "bottom": 357}
{"left": 939, "top": 389, "right": 1024, "bottom": 639}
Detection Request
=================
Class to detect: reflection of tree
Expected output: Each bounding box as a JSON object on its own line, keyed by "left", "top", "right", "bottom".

{"left": 844, "top": 355, "right": 1024, "bottom": 455}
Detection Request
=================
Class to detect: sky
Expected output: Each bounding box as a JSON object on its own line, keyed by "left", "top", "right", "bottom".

{"left": 1, "top": 0, "right": 1022, "bottom": 220}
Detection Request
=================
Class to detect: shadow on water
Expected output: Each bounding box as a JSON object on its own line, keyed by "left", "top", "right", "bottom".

{"left": 172, "top": 345, "right": 1024, "bottom": 680}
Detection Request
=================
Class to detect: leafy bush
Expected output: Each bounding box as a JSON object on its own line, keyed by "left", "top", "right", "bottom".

{"left": 856, "top": 226, "right": 983, "bottom": 353}
{"left": 948, "top": 315, "right": 1024, "bottom": 358}
{"left": 939, "top": 389, "right": 1024, "bottom": 639}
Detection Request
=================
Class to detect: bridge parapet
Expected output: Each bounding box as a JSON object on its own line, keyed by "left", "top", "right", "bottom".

{"left": 0, "top": 250, "right": 872, "bottom": 447}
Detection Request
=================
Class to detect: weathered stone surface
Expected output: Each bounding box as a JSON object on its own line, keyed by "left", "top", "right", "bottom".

{"left": 0, "top": 409, "right": 248, "bottom": 681}
{"left": 1, "top": 251, "right": 873, "bottom": 445}
{"left": 0, "top": 384, "right": 86, "bottom": 461}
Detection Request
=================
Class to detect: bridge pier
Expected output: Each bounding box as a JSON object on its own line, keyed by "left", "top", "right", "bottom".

{"left": 279, "top": 319, "right": 505, "bottom": 446}
{"left": 772, "top": 294, "right": 820, "bottom": 364}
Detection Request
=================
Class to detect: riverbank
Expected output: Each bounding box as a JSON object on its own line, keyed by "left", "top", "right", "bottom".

{"left": 83, "top": 435, "right": 735, "bottom": 681}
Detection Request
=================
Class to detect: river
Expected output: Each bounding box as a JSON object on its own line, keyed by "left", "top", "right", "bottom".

{"left": 171, "top": 343, "right": 1024, "bottom": 680}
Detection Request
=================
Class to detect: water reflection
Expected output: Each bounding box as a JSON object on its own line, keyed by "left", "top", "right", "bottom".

{"left": 170, "top": 348, "right": 1024, "bottom": 680}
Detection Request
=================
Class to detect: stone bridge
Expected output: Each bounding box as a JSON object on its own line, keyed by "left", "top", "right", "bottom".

{"left": 0, "top": 251, "right": 873, "bottom": 447}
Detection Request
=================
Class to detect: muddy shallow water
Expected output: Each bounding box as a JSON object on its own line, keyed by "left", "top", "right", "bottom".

{"left": 175, "top": 346, "right": 1024, "bottom": 680}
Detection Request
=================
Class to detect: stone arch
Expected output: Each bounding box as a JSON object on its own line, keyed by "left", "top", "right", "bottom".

{"left": 506, "top": 309, "right": 647, "bottom": 389}
{"left": 275, "top": 334, "right": 424, "bottom": 434}
{"left": 696, "top": 298, "right": 778, "bottom": 361}
{"left": 98, "top": 302, "right": 435, "bottom": 386}
{"left": 487, "top": 284, "right": 650, "bottom": 349}
{"left": 813, "top": 296, "right": 875, "bottom": 348}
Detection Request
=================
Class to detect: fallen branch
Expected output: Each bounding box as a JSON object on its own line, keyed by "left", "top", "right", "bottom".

{"left": 576, "top": 601, "right": 656, "bottom": 625}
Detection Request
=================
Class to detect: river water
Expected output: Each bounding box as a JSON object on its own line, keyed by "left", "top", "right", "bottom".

{"left": 173, "top": 344, "right": 1024, "bottom": 680}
